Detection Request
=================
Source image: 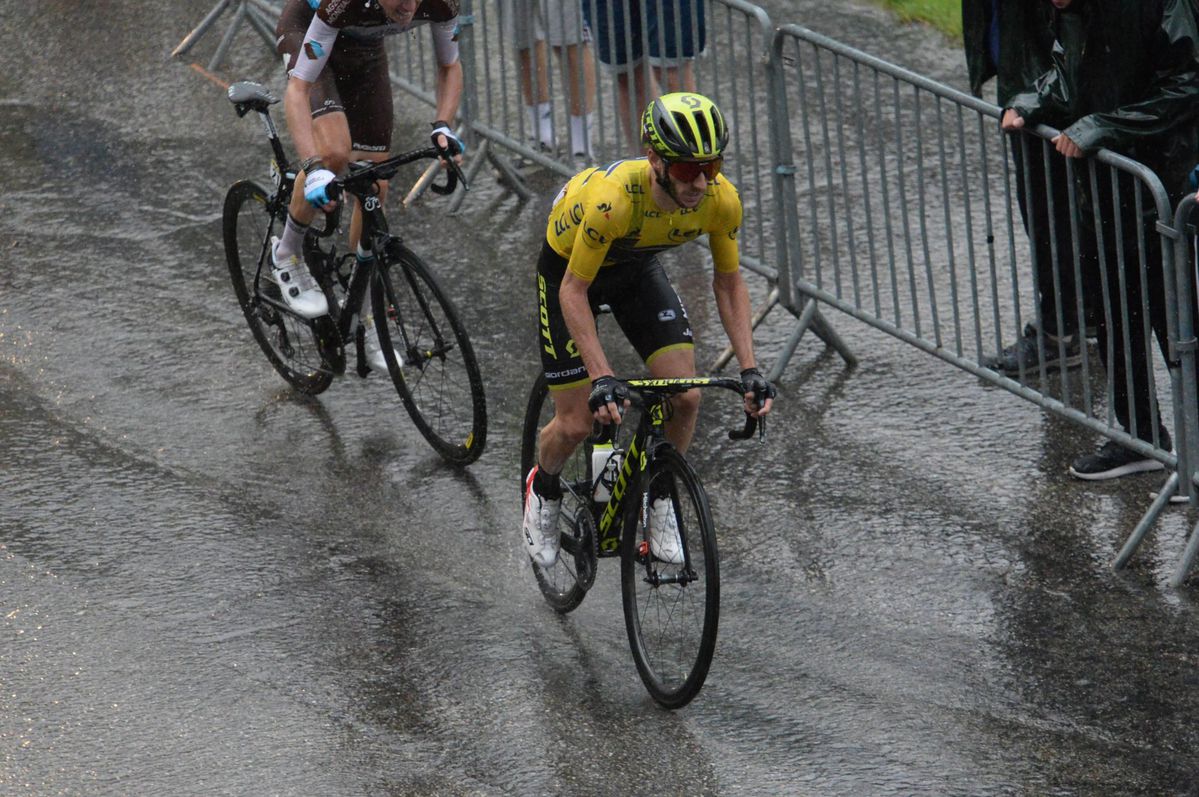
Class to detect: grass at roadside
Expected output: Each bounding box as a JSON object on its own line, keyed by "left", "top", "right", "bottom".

{"left": 873, "top": 0, "right": 962, "bottom": 39}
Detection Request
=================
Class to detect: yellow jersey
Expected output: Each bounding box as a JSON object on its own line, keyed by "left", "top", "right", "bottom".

{"left": 544, "top": 158, "right": 742, "bottom": 282}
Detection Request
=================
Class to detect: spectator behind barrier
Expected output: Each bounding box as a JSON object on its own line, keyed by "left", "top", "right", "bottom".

{"left": 1002, "top": 0, "right": 1199, "bottom": 481}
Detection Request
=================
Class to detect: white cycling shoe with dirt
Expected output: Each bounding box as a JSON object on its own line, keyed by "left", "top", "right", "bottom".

{"left": 648, "top": 497, "right": 685, "bottom": 564}
{"left": 522, "top": 466, "right": 561, "bottom": 567}
{"left": 270, "top": 236, "right": 328, "bottom": 319}
{"left": 362, "top": 315, "right": 404, "bottom": 373}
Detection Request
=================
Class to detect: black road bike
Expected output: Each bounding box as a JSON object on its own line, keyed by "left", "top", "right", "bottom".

{"left": 221, "top": 81, "right": 486, "bottom": 465}
{"left": 520, "top": 373, "right": 763, "bottom": 708}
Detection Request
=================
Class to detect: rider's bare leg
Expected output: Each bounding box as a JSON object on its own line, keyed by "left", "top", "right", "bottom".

{"left": 537, "top": 383, "right": 592, "bottom": 475}
{"left": 645, "top": 346, "right": 698, "bottom": 454}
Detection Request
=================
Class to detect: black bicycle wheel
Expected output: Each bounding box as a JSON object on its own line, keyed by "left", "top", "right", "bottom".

{"left": 370, "top": 245, "right": 487, "bottom": 465}
{"left": 621, "top": 445, "right": 719, "bottom": 709}
{"left": 222, "top": 180, "right": 334, "bottom": 395}
{"left": 519, "top": 375, "right": 596, "bottom": 613}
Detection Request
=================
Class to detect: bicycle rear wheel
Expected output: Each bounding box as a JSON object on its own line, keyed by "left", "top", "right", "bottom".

{"left": 370, "top": 245, "right": 487, "bottom": 465}
{"left": 222, "top": 180, "right": 334, "bottom": 395}
{"left": 520, "top": 375, "right": 596, "bottom": 613}
{"left": 621, "top": 445, "right": 719, "bottom": 709}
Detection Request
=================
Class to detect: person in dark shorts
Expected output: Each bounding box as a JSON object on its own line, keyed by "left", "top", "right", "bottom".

{"left": 521, "top": 93, "right": 775, "bottom": 568}
{"left": 583, "top": 0, "right": 706, "bottom": 146}
{"left": 268, "top": 0, "right": 464, "bottom": 372}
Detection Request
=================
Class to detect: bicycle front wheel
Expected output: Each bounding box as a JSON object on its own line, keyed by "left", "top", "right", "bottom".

{"left": 222, "top": 180, "right": 334, "bottom": 395}
{"left": 621, "top": 445, "right": 719, "bottom": 709}
{"left": 371, "top": 245, "right": 487, "bottom": 465}
{"left": 520, "top": 375, "right": 595, "bottom": 613}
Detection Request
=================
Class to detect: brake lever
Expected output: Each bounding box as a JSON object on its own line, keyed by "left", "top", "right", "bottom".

{"left": 429, "top": 147, "right": 469, "bottom": 195}
{"left": 728, "top": 412, "right": 759, "bottom": 441}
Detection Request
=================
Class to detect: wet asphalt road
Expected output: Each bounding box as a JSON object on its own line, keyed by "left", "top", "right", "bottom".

{"left": 5, "top": 1, "right": 1199, "bottom": 795}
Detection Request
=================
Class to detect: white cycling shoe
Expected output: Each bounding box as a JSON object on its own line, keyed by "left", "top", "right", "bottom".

{"left": 362, "top": 314, "right": 404, "bottom": 373}
{"left": 648, "top": 497, "right": 685, "bottom": 564}
{"left": 522, "top": 466, "right": 562, "bottom": 567}
{"left": 270, "top": 237, "right": 328, "bottom": 319}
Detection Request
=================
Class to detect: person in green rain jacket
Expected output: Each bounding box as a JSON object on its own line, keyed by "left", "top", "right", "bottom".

{"left": 964, "top": 0, "right": 1086, "bottom": 376}
{"left": 1002, "top": 0, "right": 1199, "bottom": 480}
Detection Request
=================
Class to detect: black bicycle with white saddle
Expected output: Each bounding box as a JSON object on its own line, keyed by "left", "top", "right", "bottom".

{"left": 221, "top": 81, "right": 486, "bottom": 465}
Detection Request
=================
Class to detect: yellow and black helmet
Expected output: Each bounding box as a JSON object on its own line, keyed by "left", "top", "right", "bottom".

{"left": 641, "top": 92, "right": 729, "bottom": 161}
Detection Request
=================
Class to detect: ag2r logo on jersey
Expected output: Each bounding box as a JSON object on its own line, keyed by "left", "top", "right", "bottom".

{"left": 303, "top": 40, "right": 325, "bottom": 60}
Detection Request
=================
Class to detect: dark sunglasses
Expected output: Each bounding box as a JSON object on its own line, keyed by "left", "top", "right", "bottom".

{"left": 667, "top": 158, "right": 722, "bottom": 182}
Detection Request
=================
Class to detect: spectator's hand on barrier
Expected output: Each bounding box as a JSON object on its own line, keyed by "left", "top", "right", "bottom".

{"left": 1054, "top": 133, "right": 1084, "bottom": 159}
{"left": 1001, "top": 109, "right": 1024, "bottom": 131}
{"left": 739, "top": 367, "right": 776, "bottom": 417}
{"left": 430, "top": 121, "right": 465, "bottom": 166}
{"left": 303, "top": 168, "right": 338, "bottom": 211}
{"left": 588, "top": 376, "right": 630, "bottom": 426}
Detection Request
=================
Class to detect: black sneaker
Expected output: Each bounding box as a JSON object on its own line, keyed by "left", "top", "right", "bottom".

{"left": 983, "top": 323, "right": 1082, "bottom": 375}
{"left": 1069, "top": 440, "right": 1166, "bottom": 481}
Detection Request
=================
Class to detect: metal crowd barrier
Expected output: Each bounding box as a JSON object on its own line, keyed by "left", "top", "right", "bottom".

{"left": 175, "top": 3, "right": 1199, "bottom": 583}
{"left": 769, "top": 23, "right": 1199, "bottom": 578}
{"left": 1130, "top": 195, "right": 1199, "bottom": 587}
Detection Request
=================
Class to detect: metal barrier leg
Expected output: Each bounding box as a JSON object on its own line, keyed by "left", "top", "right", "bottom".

{"left": 208, "top": 1, "right": 248, "bottom": 72}
{"left": 243, "top": 4, "right": 278, "bottom": 50}
{"left": 1113, "top": 473, "right": 1176, "bottom": 571}
{"left": 449, "top": 141, "right": 495, "bottom": 213}
{"left": 1171, "top": 514, "right": 1199, "bottom": 587}
{"left": 807, "top": 307, "right": 858, "bottom": 368}
{"left": 171, "top": 0, "right": 234, "bottom": 60}
{"left": 710, "top": 288, "right": 858, "bottom": 379}
{"left": 485, "top": 141, "right": 534, "bottom": 201}
{"left": 767, "top": 298, "right": 819, "bottom": 383}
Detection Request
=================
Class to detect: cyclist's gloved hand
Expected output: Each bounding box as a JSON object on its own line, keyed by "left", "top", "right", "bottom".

{"left": 430, "top": 120, "right": 465, "bottom": 157}
{"left": 304, "top": 168, "right": 337, "bottom": 208}
{"left": 588, "top": 375, "right": 629, "bottom": 420}
{"left": 740, "top": 367, "right": 776, "bottom": 413}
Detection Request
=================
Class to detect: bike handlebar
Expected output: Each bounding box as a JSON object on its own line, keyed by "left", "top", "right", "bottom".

{"left": 613, "top": 376, "right": 766, "bottom": 442}
{"left": 327, "top": 145, "right": 468, "bottom": 203}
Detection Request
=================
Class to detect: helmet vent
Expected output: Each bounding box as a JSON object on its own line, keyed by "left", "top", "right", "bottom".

{"left": 692, "top": 111, "right": 713, "bottom": 155}
{"left": 672, "top": 110, "right": 701, "bottom": 154}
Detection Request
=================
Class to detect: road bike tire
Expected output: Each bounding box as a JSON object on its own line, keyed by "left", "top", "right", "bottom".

{"left": 621, "top": 445, "right": 719, "bottom": 709}
{"left": 370, "top": 244, "right": 487, "bottom": 465}
{"left": 519, "top": 375, "right": 595, "bottom": 613}
{"left": 222, "top": 180, "right": 334, "bottom": 395}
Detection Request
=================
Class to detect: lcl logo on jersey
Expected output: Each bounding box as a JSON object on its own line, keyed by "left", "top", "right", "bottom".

{"left": 667, "top": 227, "right": 700, "bottom": 243}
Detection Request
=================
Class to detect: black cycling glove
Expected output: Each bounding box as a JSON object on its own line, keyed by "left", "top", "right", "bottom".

{"left": 740, "top": 367, "right": 776, "bottom": 409}
{"left": 430, "top": 120, "right": 464, "bottom": 157}
{"left": 588, "top": 376, "right": 630, "bottom": 414}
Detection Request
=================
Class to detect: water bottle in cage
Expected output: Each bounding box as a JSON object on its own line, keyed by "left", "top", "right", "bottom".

{"left": 591, "top": 441, "right": 622, "bottom": 503}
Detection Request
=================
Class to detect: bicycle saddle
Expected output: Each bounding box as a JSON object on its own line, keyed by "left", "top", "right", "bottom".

{"left": 226, "top": 81, "right": 279, "bottom": 115}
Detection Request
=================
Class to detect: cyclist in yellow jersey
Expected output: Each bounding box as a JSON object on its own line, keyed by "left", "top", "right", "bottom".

{"left": 523, "top": 92, "right": 776, "bottom": 568}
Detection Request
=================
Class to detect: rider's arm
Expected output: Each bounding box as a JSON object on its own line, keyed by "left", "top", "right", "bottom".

{"left": 712, "top": 269, "right": 756, "bottom": 373}
{"left": 430, "top": 19, "right": 463, "bottom": 124}
{"left": 284, "top": 78, "right": 320, "bottom": 163}
{"left": 283, "top": 14, "right": 338, "bottom": 163}
{"left": 707, "top": 186, "right": 747, "bottom": 357}
{"left": 709, "top": 187, "right": 772, "bottom": 415}
{"left": 433, "top": 60, "right": 463, "bottom": 125}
